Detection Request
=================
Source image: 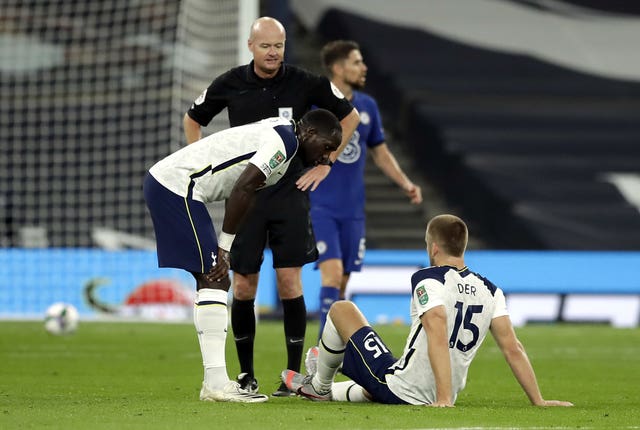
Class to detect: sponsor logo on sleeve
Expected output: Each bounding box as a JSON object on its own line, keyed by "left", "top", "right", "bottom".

{"left": 194, "top": 89, "right": 207, "bottom": 105}
{"left": 260, "top": 163, "right": 272, "bottom": 175}
{"left": 269, "top": 151, "right": 285, "bottom": 169}
{"left": 416, "top": 285, "right": 429, "bottom": 305}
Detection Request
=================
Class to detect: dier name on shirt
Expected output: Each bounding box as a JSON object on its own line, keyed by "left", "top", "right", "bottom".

{"left": 457, "top": 283, "right": 477, "bottom": 296}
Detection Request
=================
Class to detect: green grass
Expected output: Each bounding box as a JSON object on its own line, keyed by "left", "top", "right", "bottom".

{"left": 1, "top": 321, "right": 639, "bottom": 429}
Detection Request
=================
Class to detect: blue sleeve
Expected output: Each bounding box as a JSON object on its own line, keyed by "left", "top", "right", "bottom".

{"left": 367, "top": 99, "right": 386, "bottom": 148}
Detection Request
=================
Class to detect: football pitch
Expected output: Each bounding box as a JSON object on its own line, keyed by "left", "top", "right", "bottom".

{"left": 1, "top": 320, "right": 638, "bottom": 429}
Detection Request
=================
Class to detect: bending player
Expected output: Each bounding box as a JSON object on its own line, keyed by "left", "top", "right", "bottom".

{"left": 144, "top": 109, "right": 341, "bottom": 403}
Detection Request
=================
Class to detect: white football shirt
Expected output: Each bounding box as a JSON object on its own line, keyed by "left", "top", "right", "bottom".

{"left": 148, "top": 117, "right": 298, "bottom": 202}
{"left": 385, "top": 265, "right": 508, "bottom": 405}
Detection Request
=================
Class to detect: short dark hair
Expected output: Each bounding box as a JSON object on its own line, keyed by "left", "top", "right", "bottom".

{"left": 426, "top": 214, "right": 468, "bottom": 257}
{"left": 321, "top": 40, "right": 360, "bottom": 75}
{"left": 299, "top": 108, "right": 342, "bottom": 144}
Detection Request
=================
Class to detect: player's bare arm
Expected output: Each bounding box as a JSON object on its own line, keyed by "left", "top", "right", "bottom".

{"left": 222, "top": 164, "right": 267, "bottom": 237}
{"left": 297, "top": 108, "right": 360, "bottom": 191}
{"left": 183, "top": 113, "right": 202, "bottom": 144}
{"left": 206, "top": 165, "right": 267, "bottom": 282}
{"left": 421, "top": 305, "right": 454, "bottom": 407}
{"left": 370, "top": 143, "right": 422, "bottom": 205}
{"left": 490, "top": 315, "right": 573, "bottom": 407}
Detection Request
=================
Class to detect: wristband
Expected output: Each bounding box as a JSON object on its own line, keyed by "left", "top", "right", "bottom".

{"left": 218, "top": 231, "right": 236, "bottom": 252}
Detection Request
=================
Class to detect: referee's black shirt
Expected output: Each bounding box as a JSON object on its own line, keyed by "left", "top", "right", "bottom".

{"left": 186, "top": 61, "right": 354, "bottom": 191}
{"left": 187, "top": 61, "right": 353, "bottom": 128}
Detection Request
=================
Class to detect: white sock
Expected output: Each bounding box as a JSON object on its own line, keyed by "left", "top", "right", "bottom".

{"left": 313, "top": 315, "right": 345, "bottom": 392}
{"left": 332, "top": 381, "right": 371, "bottom": 402}
{"left": 194, "top": 288, "right": 229, "bottom": 389}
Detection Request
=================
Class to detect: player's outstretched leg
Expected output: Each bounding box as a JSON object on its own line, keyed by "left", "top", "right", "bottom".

{"left": 281, "top": 370, "right": 332, "bottom": 401}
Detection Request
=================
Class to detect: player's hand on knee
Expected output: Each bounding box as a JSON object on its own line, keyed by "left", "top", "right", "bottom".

{"left": 206, "top": 249, "right": 230, "bottom": 282}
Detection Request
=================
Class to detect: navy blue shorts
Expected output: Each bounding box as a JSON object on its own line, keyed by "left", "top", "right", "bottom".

{"left": 311, "top": 207, "right": 365, "bottom": 273}
{"left": 143, "top": 172, "right": 218, "bottom": 274}
{"left": 341, "top": 326, "right": 407, "bottom": 404}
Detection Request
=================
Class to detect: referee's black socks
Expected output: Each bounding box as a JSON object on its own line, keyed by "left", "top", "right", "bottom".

{"left": 231, "top": 298, "right": 256, "bottom": 377}
{"left": 282, "top": 295, "right": 306, "bottom": 373}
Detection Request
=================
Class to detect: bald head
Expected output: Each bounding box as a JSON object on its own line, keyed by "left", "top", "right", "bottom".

{"left": 249, "top": 17, "right": 286, "bottom": 41}
{"left": 248, "top": 17, "right": 286, "bottom": 78}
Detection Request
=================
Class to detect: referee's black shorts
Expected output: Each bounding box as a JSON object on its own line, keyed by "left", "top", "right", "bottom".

{"left": 230, "top": 173, "right": 318, "bottom": 275}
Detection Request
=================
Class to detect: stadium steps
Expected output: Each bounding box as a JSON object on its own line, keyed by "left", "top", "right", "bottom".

{"left": 311, "top": 7, "right": 640, "bottom": 249}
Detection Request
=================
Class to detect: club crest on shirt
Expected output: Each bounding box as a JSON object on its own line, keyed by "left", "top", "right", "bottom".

{"left": 337, "top": 131, "right": 361, "bottom": 164}
{"left": 278, "top": 107, "right": 293, "bottom": 119}
{"left": 269, "top": 151, "right": 285, "bottom": 168}
{"left": 416, "top": 285, "right": 428, "bottom": 305}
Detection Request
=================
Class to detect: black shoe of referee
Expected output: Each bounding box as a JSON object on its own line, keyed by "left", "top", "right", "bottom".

{"left": 237, "top": 372, "right": 259, "bottom": 394}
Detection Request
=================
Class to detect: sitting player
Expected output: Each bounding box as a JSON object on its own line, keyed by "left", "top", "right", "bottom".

{"left": 282, "top": 214, "right": 573, "bottom": 407}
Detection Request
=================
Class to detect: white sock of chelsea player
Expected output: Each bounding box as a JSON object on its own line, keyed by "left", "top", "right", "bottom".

{"left": 194, "top": 288, "right": 229, "bottom": 389}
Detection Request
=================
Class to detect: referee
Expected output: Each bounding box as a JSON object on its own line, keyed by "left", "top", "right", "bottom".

{"left": 183, "top": 16, "right": 359, "bottom": 396}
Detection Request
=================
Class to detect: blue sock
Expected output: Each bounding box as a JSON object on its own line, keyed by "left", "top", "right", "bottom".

{"left": 318, "top": 286, "right": 340, "bottom": 342}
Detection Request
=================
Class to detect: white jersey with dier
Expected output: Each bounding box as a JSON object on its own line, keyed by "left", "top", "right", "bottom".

{"left": 385, "top": 265, "right": 508, "bottom": 405}
{"left": 148, "top": 117, "right": 298, "bottom": 202}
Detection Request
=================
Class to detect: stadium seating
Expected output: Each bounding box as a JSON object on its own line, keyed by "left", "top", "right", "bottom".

{"left": 312, "top": 6, "right": 640, "bottom": 250}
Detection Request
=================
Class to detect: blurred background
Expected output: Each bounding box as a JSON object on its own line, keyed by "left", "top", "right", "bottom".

{"left": 1, "top": 0, "right": 639, "bottom": 326}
